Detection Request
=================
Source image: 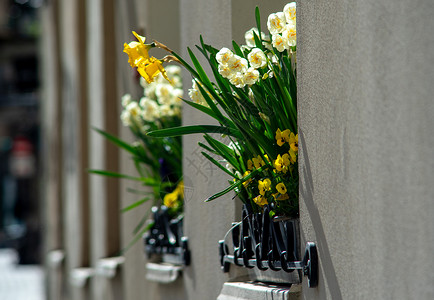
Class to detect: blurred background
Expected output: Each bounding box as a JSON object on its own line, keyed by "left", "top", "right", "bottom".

{"left": 0, "top": 1, "right": 44, "bottom": 299}
{"left": 0, "top": 0, "right": 42, "bottom": 264}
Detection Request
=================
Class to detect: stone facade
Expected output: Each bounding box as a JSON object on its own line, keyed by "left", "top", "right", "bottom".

{"left": 40, "top": 0, "right": 434, "bottom": 299}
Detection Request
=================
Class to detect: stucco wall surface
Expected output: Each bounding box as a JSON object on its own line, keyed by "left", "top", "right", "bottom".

{"left": 298, "top": 0, "right": 434, "bottom": 299}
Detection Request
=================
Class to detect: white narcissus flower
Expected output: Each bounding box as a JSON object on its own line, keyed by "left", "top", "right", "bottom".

{"left": 141, "top": 99, "right": 159, "bottom": 122}
{"left": 171, "top": 89, "right": 183, "bottom": 105}
{"left": 155, "top": 83, "right": 174, "bottom": 105}
{"left": 139, "top": 96, "right": 150, "bottom": 108}
{"left": 247, "top": 48, "right": 267, "bottom": 69}
{"left": 225, "top": 162, "right": 236, "bottom": 173}
{"left": 245, "top": 28, "right": 270, "bottom": 48}
{"left": 218, "top": 64, "right": 234, "bottom": 79}
{"left": 229, "top": 72, "right": 246, "bottom": 88}
{"left": 120, "top": 110, "right": 131, "bottom": 127}
{"left": 160, "top": 104, "right": 174, "bottom": 117}
{"left": 284, "top": 2, "right": 296, "bottom": 23}
{"left": 188, "top": 80, "right": 209, "bottom": 107}
{"left": 282, "top": 24, "right": 296, "bottom": 47}
{"left": 216, "top": 47, "right": 234, "bottom": 65}
{"left": 243, "top": 68, "right": 260, "bottom": 86}
{"left": 272, "top": 34, "right": 287, "bottom": 52}
{"left": 166, "top": 65, "right": 181, "bottom": 77}
{"left": 267, "top": 52, "right": 279, "bottom": 65}
{"left": 228, "top": 55, "right": 248, "bottom": 74}
{"left": 244, "top": 28, "right": 258, "bottom": 48}
{"left": 172, "top": 106, "right": 181, "bottom": 116}
{"left": 228, "top": 141, "right": 241, "bottom": 156}
{"left": 144, "top": 83, "right": 156, "bottom": 99}
{"left": 139, "top": 76, "right": 150, "bottom": 88}
{"left": 121, "top": 94, "right": 132, "bottom": 107}
{"left": 126, "top": 101, "right": 143, "bottom": 125}
{"left": 267, "top": 12, "right": 286, "bottom": 35}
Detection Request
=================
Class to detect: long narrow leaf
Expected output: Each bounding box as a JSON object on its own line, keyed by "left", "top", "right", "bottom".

{"left": 93, "top": 127, "right": 137, "bottom": 155}
{"left": 147, "top": 125, "right": 242, "bottom": 139}
{"left": 205, "top": 165, "right": 270, "bottom": 202}
{"left": 88, "top": 169, "right": 160, "bottom": 186}
{"left": 121, "top": 197, "right": 151, "bottom": 213}
{"left": 201, "top": 152, "right": 237, "bottom": 179}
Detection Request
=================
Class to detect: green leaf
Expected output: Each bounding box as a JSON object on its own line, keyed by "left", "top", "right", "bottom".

{"left": 188, "top": 47, "right": 213, "bottom": 88}
{"left": 93, "top": 127, "right": 137, "bottom": 155}
{"left": 147, "top": 125, "right": 242, "bottom": 139}
{"left": 255, "top": 6, "right": 262, "bottom": 40}
{"left": 88, "top": 170, "right": 160, "bottom": 186}
{"left": 201, "top": 152, "right": 238, "bottom": 179}
{"left": 121, "top": 197, "right": 151, "bottom": 213}
{"left": 203, "top": 134, "right": 239, "bottom": 170}
{"left": 198, "top": 142, "right": 218, "bottom": 154}
{"left": 205, "top": 165, "right": 270, "bottom": 202}
{"left": 232, "top": 40, "right": 244, "bottom": 57}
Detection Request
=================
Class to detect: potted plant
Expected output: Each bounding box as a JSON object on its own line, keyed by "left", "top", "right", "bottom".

{"left": 89, "top": 61, "right": 188, "bottom": 265}
{"left": 122, "top": 2, "right": 316, "bottom": 286}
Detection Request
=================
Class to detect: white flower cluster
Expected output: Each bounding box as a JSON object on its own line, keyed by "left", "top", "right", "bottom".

{"left": 215, "top": 47, "right": 265, "bottom": 89}
{"left": 120, "top": 65, "right": 183, "bottom": 130}
{"left": 188, "top": 79, "right": 215, "bottom": 107}
{"left": 268, "top": 2, "right": 296, "bottom": 52}
{"left": 244, "top": 27, "right": 270, "bottom": 49}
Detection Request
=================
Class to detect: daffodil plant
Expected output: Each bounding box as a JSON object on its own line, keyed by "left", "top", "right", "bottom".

{"left": 90, "top": 55, "right": 184, "bottom": 246}
{"left": 124, "top": 3, "right": 298, "bottom": 218}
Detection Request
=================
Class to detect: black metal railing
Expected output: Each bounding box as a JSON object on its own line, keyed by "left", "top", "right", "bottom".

{"left": 143, "top": 206, "right": 190, "bottom": 266}
{"left": 219, "top": 205, "right": 318, "bottom": 288}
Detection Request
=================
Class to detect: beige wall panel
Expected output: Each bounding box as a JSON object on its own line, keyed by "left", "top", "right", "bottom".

{"left": 298, "top": 0, "right": 434, "bottom": 299}
{"left": 58, "top": 2, "right": 90, "bottom": 299}
{"left": 115, "top": 0, "right": 188, "bottom": 299}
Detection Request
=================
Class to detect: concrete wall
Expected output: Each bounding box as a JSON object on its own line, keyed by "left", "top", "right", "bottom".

{"left": 298, "top": 0, "right": 434, "bottom": 299}
{"left": 40, "top": 0, "right": 434, "bottom": 299}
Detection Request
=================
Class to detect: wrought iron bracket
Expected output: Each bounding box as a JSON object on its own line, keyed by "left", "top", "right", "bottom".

{"left": 143, "top": 206, "right": 190, "bottom": 266}
{"left": 218, "top": 205, "right": 319, "bottom": 288}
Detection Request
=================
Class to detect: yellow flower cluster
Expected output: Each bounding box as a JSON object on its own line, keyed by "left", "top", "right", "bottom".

{"left": 253, "top": 180, "right": 290, "bottom": 207}
{"left": 250, "top": 128, "right": 298, "bottom": 208}
{"left": 247, "top": 154, "right": 270, "bottom": 171}
{"left": 163, "top": 181, "right": 184, "bottom": 208}
{"left": 123, "top": 31, "right": 169, "bottom": 83}
{"left": 274, "top": 128, "right": 298, "bottom": 172}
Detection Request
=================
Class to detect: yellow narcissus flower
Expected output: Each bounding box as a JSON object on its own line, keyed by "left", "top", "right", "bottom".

{"left": 247, "top": 159, "right": 254, "bottom": 170}
{"left": 289, "top": 148, "right": 297, "bottom": 164}
{"left": 276, "top": 182, "right": 287, "bottom": 194}
{"left": 254, "top": 194, "right": 268, "bottom": 206}
{"left": 252, "top": 155, "right": 266, "bottom": 169}
{"left": 258, "top": 178, "right": 271, "bottom": 195}
{"left": 274, "top": 153, "right": 291, "bottom": 173}
{"left": 272, "top": 192, "right": 289, "bottom": 201}
{"left": 123, "top": 31, "right": 169, "bottom": 83}
{"left": 163, "top": 191, "right": 179, "bottom": 208}
{"left": 288, "top": 132, "right": 298, "bottom": 152}
{"left": 138, "top": 57, "right": 169, "bottom": 84}
{"left": 275, "top": 128, "right": 291, "bottom": 146}
{"left": 174, "top": 181, "right": 184, "bottom": 199}
{"left": 123, "top": 31, "right": 151, "bottom": 67}
{"left": 242, "top": 171, "right": 252, "bottom": 187}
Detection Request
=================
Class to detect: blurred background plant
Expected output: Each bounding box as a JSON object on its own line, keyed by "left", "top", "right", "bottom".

{"left": 90, "top": 65, "right": 184, "bottom": 248}
{"left": 145, "top": 3, "right": 298, "bottom": 219}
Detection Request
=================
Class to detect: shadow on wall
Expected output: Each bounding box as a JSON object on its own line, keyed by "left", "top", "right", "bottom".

{"left": 299, "top": 128, "right": 343, "bottom": 300}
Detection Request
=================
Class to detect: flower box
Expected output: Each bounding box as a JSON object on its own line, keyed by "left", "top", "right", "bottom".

{"left": 219, "top": 204, "right": 318, "bottom": 287}
{"left": 143, "top": 206, "right": 190, "bottom": 266}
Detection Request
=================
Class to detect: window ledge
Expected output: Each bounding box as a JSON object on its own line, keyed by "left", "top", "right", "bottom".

{"left": 217, "top": 282, "right": 301, "bottom": 300}
{"left": 145, "top": 262, "right": 182, "bottom": 284}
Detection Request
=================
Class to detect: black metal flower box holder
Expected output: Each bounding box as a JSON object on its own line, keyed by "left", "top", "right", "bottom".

{"left": 219, "top": 205, "right": 318, "bottom": 288}
{"left": 144, "top": 206, "right": 190, "bottom": 266}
